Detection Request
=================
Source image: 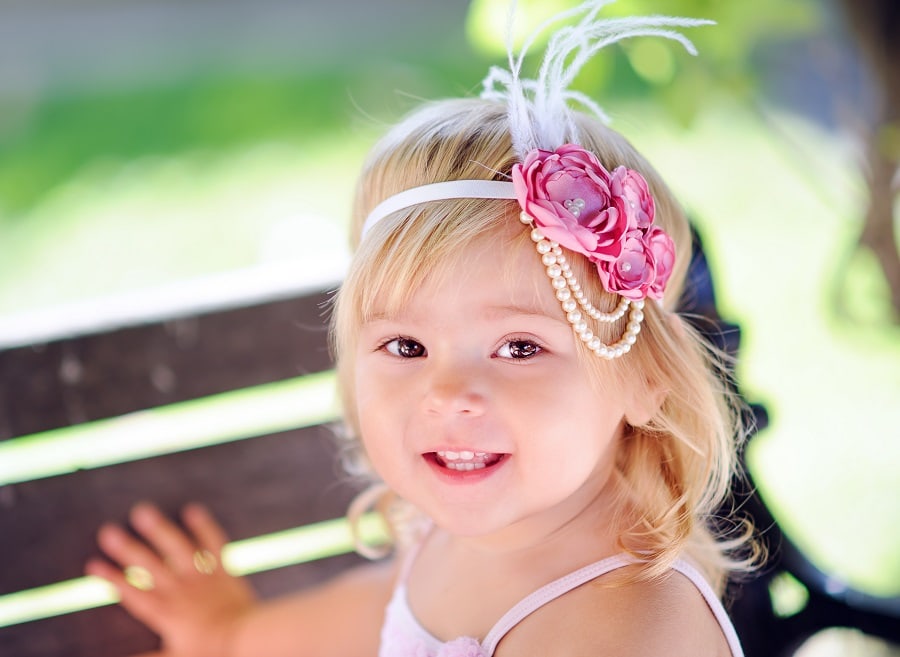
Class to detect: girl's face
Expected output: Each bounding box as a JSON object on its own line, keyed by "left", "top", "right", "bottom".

{"left": 354, "top": 224, "right": 638, "bottom": 545}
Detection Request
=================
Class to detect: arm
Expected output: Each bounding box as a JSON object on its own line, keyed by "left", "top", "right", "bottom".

{"left": 230, "top": 559, "right": 396, "bottom": 657}
{"left": 86, "top": 503, "right": 396, "bottom": 657}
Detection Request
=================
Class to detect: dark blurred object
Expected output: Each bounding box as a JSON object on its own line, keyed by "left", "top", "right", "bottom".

{"left": 679, "top": 224, "right": 900, "bottom": 656}
{"left": 835, "top": 0, "right": 900, "bottom": 322}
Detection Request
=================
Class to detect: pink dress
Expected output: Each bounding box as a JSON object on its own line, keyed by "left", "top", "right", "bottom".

{"left": 378, "top": 552, "right": 744, "bottom": 657}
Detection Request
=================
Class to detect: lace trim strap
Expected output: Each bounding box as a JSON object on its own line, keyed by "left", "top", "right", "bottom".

{"left": 481, "top": 556, "right": 743, "bottom": 657}
{"left": 670, "top": 559, "right": 744, "bottom": 657}
{"left": 481, "top": 554, "right": 632, "bottom": 651}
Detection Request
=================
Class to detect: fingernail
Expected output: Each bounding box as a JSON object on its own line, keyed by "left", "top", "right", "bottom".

{"left": 131, "top": 503, "right": 156, "bottom": 529}
{"left": 98, "top": 524, "right": 122, "bottom": 548}
{"left": 183, "top": 502, "right": 208, "bottom": 522}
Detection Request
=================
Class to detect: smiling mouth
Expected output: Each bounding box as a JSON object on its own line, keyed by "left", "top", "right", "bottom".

{"left": 431, "top": 450, "right": 505, "bottom": 472}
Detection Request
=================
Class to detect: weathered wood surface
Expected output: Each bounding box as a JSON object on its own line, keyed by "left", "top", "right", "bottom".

{"left": 0, "top": 283, "right": 363, "bottom": 657}
{"left": 0, "top": 289, "right": 334, "bottom": 440}
{"left": 0, "top": 552, "right": 365, "bottom": 657}
{"left": 0, "top": 425, "right": 357, "bottom": 595}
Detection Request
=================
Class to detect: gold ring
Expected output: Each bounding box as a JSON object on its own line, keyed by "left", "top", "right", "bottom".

{"left": 192, "top": 549, "right": 218, "bottom": 575}
{"left": 124, "top": 565, "right": 155, "bottom": 591}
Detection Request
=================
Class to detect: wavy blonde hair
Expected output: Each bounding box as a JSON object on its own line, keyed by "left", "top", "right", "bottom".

{"left": 330, "top": 98, "right": 755, "bottom": 590}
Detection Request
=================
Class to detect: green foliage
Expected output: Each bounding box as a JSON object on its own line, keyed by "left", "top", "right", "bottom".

{"left": 0, "top": 75, "right": 343, "bottom": 215}
{"left": 0, "top": 57, "right": 486, "bottom": 218}
{"left": 465, "top": 0, "right": 822, "bottom": 124}
{"left": 0, "top": 1, "right": 824, "bottom": 216}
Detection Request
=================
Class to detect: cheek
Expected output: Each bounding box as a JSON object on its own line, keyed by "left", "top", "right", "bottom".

{"left": 354, "top": 404, "right": 397, "bottom": 484}
{"left": 525, "top": 386, "right": 625, "bottom": 460}
{"left": 357, "top": 387, "right": 394, "bottom": 422}
{"left": 354, "top": 363, "right": 392, "bottom": 421}
{"left": 353, "top": 370, "right": 387, "bottom": 446}
{"left": 353, "top": 365, "right": 415, "bottom": 462}
{"left": 527, "top": 419, "right": 624, "bottom": 502}
{"left": 354, "top": 372, "right": 375, "bottom": 418}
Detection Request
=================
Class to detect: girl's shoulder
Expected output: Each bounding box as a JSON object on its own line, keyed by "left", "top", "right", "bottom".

{"left": 495, "top": 565, "right": 735, "bottom": 657}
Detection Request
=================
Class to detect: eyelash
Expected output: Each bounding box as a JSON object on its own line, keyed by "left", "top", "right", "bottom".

{"left": 377, "top": 335, "right": 545, "bottom": 361}
{"left": 379, "top": 336, "right": 426, "bottom": 358}
{"left": 495, "top": 337, "right": 544, "bottom": 360}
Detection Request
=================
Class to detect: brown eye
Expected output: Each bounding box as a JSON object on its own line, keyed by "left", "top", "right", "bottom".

{"left": 498, "top": 340, "right": 541, "bottom": 359}
{"left": 385, "top": 338, "right": 426, "bottom": 358}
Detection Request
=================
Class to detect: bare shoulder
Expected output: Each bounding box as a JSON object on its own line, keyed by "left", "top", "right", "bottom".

{"left": 496, "top": 567, "right": 734, "bottom": 657}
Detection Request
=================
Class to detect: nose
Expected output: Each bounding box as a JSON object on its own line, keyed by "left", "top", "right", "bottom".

{"left": 422, "top": 363, "right": 487, "bottom": 418}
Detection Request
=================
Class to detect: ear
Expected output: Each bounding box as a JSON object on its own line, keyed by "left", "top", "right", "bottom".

{"left": 624, "top": 382, "right": 667, "bottom": 427}
{"left": 624, "top": 311, "right": 680, "bottom": 426}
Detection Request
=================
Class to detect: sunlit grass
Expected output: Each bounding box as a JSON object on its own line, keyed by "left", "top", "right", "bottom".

{"left": 0, "top": 138, "right": 365, "bottom": 316}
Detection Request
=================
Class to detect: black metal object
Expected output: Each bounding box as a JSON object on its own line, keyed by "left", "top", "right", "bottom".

{"left": 679, "top": 225, "right": 900, "bottom": 656}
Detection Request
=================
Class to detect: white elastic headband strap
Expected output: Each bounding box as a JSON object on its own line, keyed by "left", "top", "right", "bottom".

{"left": 361, "top": 179, "right": 517, "bottom": 238}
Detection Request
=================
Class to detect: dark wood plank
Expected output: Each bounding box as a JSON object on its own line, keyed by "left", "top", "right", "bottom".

{"left": 0, "top": 279, "right": 365, "bottom": 657}
{"left": 0, "top": 290, "right": 335, "bottom": 440}
{"left": 0, "top": 424, "right": 362, "bottom": 595}
{"left": 0, "top": 552, "right": 366, "bottom": 657}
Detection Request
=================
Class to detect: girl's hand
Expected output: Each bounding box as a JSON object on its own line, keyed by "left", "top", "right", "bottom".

{"left": 85, "top": 503, "right": 258, "bottom": 657}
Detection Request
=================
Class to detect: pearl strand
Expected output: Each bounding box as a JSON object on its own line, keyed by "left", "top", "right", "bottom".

{"left": 522, "top": 212, "right": 645, "bottom": 360}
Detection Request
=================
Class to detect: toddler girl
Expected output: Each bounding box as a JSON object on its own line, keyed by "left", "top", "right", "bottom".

{"left": 88, "top": 2, "right": 755, "bottom": 655}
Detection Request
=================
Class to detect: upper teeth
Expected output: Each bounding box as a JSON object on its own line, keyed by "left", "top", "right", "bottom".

{"left": 436, "top": 450, "right": 491, "bottom": 471}
{"left": 437, "top": 450, "right": 486, "bottom": 461}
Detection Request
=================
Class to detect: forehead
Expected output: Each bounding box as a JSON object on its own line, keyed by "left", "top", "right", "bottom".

{"left": 423, "top": 233, "right": 554, "bottom": 318}
{"left": 366, "top": 219, "right": 559, "bottom": 322}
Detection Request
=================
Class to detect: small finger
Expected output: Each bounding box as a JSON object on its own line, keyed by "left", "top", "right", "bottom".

{"left": 96, "top": 523, "right": 174, "bottom": 589}
{"left": 85, "top": 558, "right": 166, "bottom": 628}
{"left": 182, "top": 503, "right": 229, "bottom": 554}
{"left": 130, "top": 503, "right": 197, "bottom": 575}
{"left": 85, "top": 556, "right": 130, "bottom": 592}
{"left": 86, "top": 557, "right": 153, "bottom": 598}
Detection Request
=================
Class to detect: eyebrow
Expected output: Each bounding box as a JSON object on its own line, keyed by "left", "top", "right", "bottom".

{"left": 482, "top": 303, "right": 567, "bottom": 324}
{"left": 361, "top": 304, "right": 565, "bottom": 326}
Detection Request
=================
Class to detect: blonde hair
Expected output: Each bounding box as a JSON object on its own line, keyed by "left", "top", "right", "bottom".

{"left": 330, "top": 98, "right": 755, "bottom": 589}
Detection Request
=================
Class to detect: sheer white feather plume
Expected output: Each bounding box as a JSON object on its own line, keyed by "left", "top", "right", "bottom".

{"left": 481, "top": 0, "right": 714, "bottom": 157}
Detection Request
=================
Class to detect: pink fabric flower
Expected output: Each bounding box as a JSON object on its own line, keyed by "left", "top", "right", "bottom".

{"left": 597, "top": 226, "right": 675, "bottom": 300}
{"left": 598, "top": 230, "right": 654, "bottom": 299}
{"left": 436, "top": 637, "right": 488, "bottom": 657}
{"left": 512, "top": 144, "right": 674, "bottom": 300}
{"left": 645, "top": 225, "right": 676, "bottom": 299}
{"left": 609, "top": 165, "right": 654, "bottom": 230}
{"left": 512, "top": 144, "right": 628, "bottom": 262}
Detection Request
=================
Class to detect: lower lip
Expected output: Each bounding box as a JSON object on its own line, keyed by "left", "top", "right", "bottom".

{"left": 423, "top": 453, "right": 509, "bottom": 484}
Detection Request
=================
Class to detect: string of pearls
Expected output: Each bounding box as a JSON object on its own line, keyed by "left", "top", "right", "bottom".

{"left": 521, "top": 212, "right": 645, "bottom": 359}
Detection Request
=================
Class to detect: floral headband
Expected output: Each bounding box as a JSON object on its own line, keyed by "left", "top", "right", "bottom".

{"left": 361, "top": 0, "right": 711, "bottom": 359}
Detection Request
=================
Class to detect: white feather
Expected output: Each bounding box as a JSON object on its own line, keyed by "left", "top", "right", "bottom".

{"left": 481, "top": 0, "right": 714, "bottom": 156}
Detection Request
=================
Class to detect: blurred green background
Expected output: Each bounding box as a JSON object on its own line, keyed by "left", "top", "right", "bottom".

{"left": 1, "top": 0, "right": 898, "bottom": 651}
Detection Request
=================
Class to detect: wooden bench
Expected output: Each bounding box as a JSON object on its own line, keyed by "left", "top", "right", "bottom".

{"left": 0, "top": 265, "right": 374, "bottom": 657}
{"left": 1, "top": 237, "right": 898, "bottom": 657}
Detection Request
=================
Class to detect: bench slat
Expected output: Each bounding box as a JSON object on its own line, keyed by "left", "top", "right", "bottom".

{"left": 0, "top": 283, "right": 368, "bottom": 657}
{"left": 0, "top": 290, "right": 334, "bottom": 439}
{"left": 0, "top": 424, "right": 358, "bottom": 595}
{"left": 0, "top": 552, "right": 365, "bottom": 657}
